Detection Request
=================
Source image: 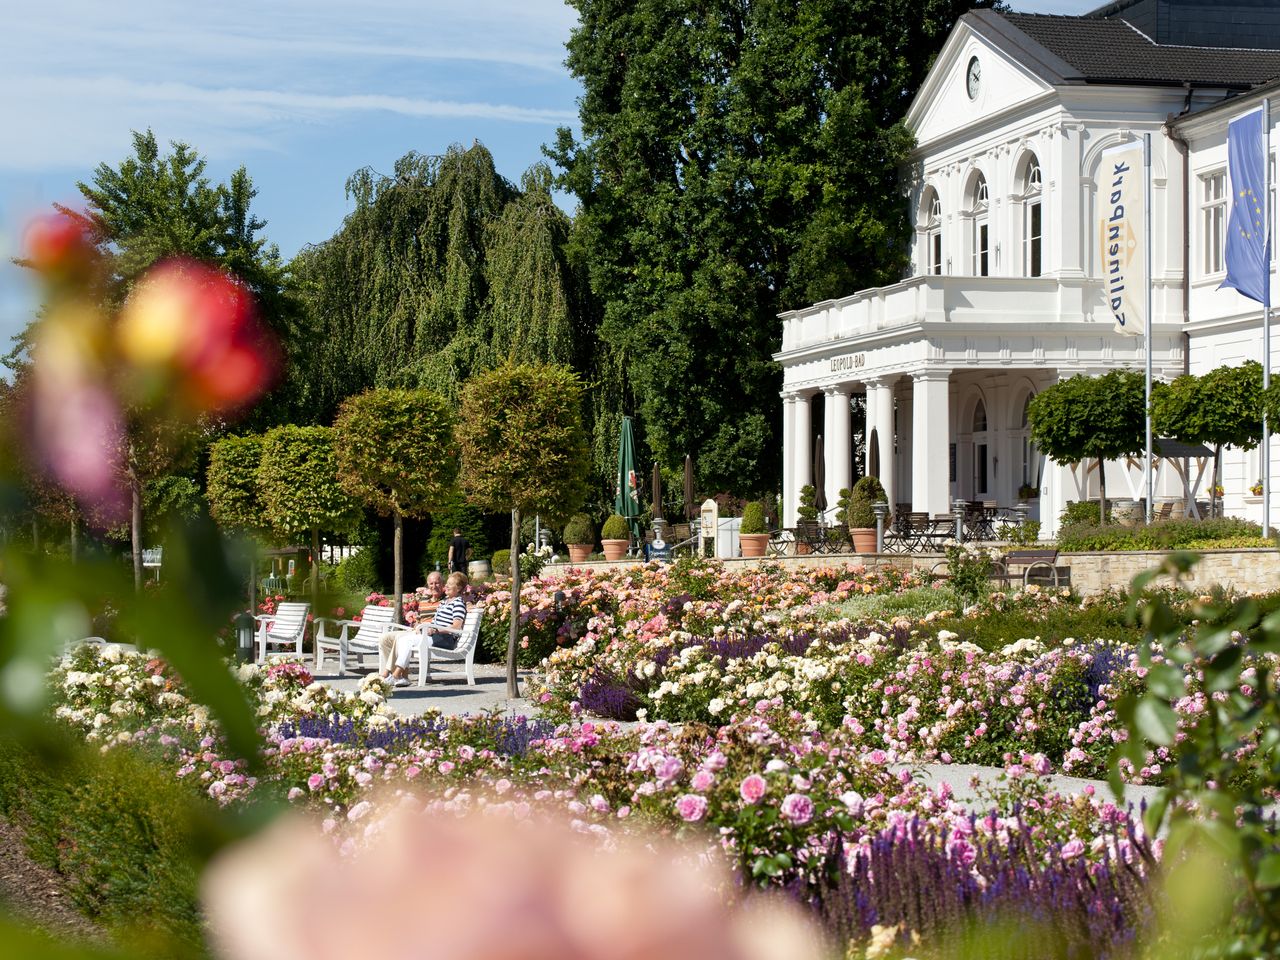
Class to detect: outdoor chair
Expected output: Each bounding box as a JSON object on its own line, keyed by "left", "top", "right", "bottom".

{"left": 416, "top": 605, "right": 486, "bottom": 687}
{"left": 313, "top": 604, "right": 408, "bottom": 674}
{"left": 254, "top": 601, "right": 310, "bottom": 661}
{"left": 792, "top": 519, "right": 824, "bottom": 554}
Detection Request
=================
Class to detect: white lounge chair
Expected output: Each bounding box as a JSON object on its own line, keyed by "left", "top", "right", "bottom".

{"left": 254, "top": 601, "right": 310, "bottom": 661}
{"left": 416, "top": 605, "right": 485, "bottom": 687}
{"left": 313, "top": 604, "right": 407, "bottom": 674}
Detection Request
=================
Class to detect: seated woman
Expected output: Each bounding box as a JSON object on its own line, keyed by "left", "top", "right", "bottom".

{"left": 388, "top": 572, "right": 468, "bottom": 686}
{"left": 378, "top": 571, "right": 444, "bottom": 678}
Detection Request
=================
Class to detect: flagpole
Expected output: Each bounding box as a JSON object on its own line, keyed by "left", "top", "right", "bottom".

{"left": 1144, "top": 132, "right": 1154, "bottom": 524}
{"left": 1261, "top": 102, "right": 1273, "bottom": 535}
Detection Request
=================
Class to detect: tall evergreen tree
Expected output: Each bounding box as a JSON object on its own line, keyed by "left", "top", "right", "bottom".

{"left": 548, "top": 0, "right": 989, "bottom": 493}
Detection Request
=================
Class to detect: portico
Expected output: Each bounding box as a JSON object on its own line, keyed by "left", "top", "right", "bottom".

{"left": 776, "top": 275, "right": 1185, "bottom": 537}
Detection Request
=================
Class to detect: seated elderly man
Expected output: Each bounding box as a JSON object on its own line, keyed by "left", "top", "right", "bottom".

{"left": 387, "top": 572, "right": 469, "bottom": 687}
{"left": 378, "top": 571, "right": 444, "bottom": 678}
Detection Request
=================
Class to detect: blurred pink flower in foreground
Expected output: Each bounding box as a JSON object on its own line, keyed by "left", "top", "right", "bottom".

{"left": 203, "top": 806, "right": 825, "bottom": 960}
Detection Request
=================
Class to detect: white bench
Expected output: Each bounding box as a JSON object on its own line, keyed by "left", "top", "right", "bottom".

{"left": 313, "top": 604, "right": 408, "bottom": 674}
{"left": 416, "top": 605, "right": 485, "bottom": 687}
{"left": 254, "top": 602, "right": 310, "bottom": 661}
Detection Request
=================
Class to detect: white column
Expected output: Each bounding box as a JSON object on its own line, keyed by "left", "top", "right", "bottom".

{"left": 866, "top": 377, "right": 896, "bottom": 508}
{"left": 792, "top": 393, "right": 812, "bottom": 526}
{"left": 912, "top": 372, "right": 951, "bottom": 517}
{"left": 824, "top": 386, "right": 852, "bottom": 521}
{"left": 781, "top": 392, "right": 797, "bottom": 526}
{"left": 864, "top": 383, "right": 878, "bottom": 477}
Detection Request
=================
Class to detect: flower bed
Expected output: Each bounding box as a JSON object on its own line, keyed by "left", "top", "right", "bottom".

{"left": 35, "top": 642, "right": 1163, "bottom": 957}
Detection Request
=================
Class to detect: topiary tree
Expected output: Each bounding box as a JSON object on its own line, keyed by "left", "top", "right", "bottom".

{"left": 1155, "top": 362, "right": 1262, "bottom": 517}
{"left": 457, "top": 362, "right": 591, "bottom": 697}
{"left": 562, "top": 513, "right": 594, "bottom": 546}
{"left": 847, "top": 475, "right": 886, "bottom": 529}
{"left": 740, "top": 501, "right": 767, "bottom": 535}
{"left": 257, "top": 425, "right": 359, "bottom": 614}
{"left": 333, "top": 389, "right": 458, "bottom": 623}
{"left": 1028, "top": 371, "right": 1145, "bottom": 522}
{"left": 600, "top": 514, "right": 630, "bottom": 540}
{"left": 207, "top": 433, "right": 267, "bottom": 609}
{"left": 797, "top": 484, "right": 819, "bottom": 522}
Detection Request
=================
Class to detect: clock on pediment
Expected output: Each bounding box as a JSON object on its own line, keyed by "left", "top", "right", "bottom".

{"left": 965, "top": 55, "right": 981, "bottom": 100}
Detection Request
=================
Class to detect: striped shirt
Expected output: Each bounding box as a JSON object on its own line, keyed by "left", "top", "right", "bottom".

{"left": 429, "top": 596, "right": 468, "bottom": 636}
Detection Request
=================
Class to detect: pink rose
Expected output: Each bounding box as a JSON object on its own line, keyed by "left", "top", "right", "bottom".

{"left": 780, "top": 793, "right": 813, "bottom": 825}
{"left": 739, "top": 774, "right": 767, "bottom": 804}
{"left": 675, "top": 794, "right": 708, "bottom": 822}
{"left": 691, "top": 769, "right": 715, "bottom": 792}
{"left": 1060, "top": 838, "right": 1085, "bottom": 859}
{"left": 307, "top": 773, "right": 325, "bottom": 792}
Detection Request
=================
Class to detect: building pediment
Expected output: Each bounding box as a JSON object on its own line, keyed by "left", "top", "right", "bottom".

{"left": 908, "top": 16, "right": 1058, "bottom": 149}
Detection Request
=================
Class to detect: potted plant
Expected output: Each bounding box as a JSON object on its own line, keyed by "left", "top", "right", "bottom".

{"left": 1017, "top": 483, "right": 1039, "bottom": 502}
{"left": 847, "top": 475, "right": 886, "bottom": 554}
{"left": 795, "top": 484, "right": 819, "bottom": 555}
{"left": 739, "top": 501, "right": 769, "bottom": 557}
{"left": 1252, "top": 479, "right": 1264, "bottom": 497}
{"left": 563, "top": 513, "right": 595, "bottom": 563}
{"left": 600, "top": 514, "right": 631, "bottom": 561}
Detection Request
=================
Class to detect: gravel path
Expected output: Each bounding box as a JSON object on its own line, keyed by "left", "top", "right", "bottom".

{"left": 0, "top": 818, "right": 101, "bottom": 942}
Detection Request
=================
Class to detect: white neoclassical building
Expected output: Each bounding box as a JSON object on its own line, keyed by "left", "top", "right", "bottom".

{"left": 776, "top": 2, "right": 1280, "bottom": 538}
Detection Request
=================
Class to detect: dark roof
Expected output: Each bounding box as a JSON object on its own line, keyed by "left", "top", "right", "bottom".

{"left": 991, "top": 11, "right": 1280, "bottom": 87}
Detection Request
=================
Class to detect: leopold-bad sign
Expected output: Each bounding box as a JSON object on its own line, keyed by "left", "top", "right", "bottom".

{"left": 1096, "top": 140, "right": 1145, "bottom": 336}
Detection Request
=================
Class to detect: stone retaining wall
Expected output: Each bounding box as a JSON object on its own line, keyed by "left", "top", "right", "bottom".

{"left": 542, "top": 548, "right": 1280, "bottom": 594}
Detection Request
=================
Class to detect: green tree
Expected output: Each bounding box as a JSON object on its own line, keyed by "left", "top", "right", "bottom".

{"left": 256, "top": 426, "right": 358, "bottom": 612}
{"left": 291, "top": 145, "right": 594, "bottom": 425}
{"left": 549, "top": 0, "right": 987, "bottom": 492}
{"left": 207, "top": 433, "right": 268, "bottom": 607}
{"left": 457, "top": 363, "right": 591, "bottom": 696}
{"left": 333, "top": 389, "right": 459, "bottom": 623}
{"left": 1156, "top": 362, "right": 1263, "bottom": 515}
{"left": 9, "top": 131, "right": 298, "bottom": 581}
{"left": 1028, "top": 371, "right": 1146, "bottom": 520}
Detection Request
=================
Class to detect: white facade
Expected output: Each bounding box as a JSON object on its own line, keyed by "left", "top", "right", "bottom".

{"left": 775, "top": 12, "right": 1279, "bottom": 537}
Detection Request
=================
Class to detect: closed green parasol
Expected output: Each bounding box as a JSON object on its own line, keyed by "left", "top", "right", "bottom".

{"left": 615, "top": 416, "right": 642, "bottom": 542}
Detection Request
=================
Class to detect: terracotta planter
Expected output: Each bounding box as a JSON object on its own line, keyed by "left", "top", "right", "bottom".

{"left": 601, "top": 539, "right": 628, "bottom": 561}
{"left": 739, "top": 532, "right": 770, "bottom": 558}
{"left": 851, "top": 527, "right": 877, "bottom": 554}
{"left": 567, "top": 543, "right": 593, "bottom": 563}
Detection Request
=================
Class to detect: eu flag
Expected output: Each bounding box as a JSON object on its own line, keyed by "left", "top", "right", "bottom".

{"left": 1221, "top": 108, "right": 1271, "bottom": 305}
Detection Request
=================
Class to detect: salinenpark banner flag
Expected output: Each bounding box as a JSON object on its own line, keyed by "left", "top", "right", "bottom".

{"left": 1097, "top": 140, "right": 1146, "bottom": 336}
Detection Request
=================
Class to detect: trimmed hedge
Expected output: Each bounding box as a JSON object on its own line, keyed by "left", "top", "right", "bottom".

{"left": 0, "top": 735, "right": 215, "bottom": 956}
{"left": 1056, "top": 517, "right": 1268, "bottom": 552}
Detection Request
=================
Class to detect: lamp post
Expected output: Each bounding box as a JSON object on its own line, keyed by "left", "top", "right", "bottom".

{"left": 873, "top": 501, "right": 888, "bottom": 554}
{"left": 953, "top": 499, "right": 967, "bottom": 544}
{"left": 235, "top": 612, "right": 256, "bottom": 663}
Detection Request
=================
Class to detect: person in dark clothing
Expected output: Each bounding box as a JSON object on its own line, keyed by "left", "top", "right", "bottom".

{"left": 447, "top": 528, "right": 471, "bottom": 575}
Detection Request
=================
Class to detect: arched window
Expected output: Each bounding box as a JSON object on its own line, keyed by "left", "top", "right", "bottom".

{"left": 1019, "top": 154, "right": 1043, "bottom": 277}
{"left": 1017, "top": 393, "right": 1039, "bottom": 490}
{"left": 970, "top": 399, "right": 989, "bottom": 496}
{"left": 920, "top": 186, "right": 943, "bottom": 276}
{"left": 972, "top": 399, "right": 988, "bottom": 433}
{"left": 968, "top": 171, "right": 989, "bottom": 277}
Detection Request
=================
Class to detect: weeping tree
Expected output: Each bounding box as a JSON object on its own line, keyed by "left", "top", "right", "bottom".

{"left": 291, "top": 144, "right": 595, "bottom": 426}
{"left": 256, "top": 426, "right": 358, "bottom": 613}
{"left": 457, "top": 363, "right": 591, "bottom": 697}
{"left": 1028, "top": 371, "right": 1145, "bottom": 521}
{"left": 333, "top": 389, "right": 458, "bottom": 623}
{"left": 207, "top": 433, "right": 268, "bottom": 609}
{"left": 1154, "top": 362, "right": 1263, "bottom": 516}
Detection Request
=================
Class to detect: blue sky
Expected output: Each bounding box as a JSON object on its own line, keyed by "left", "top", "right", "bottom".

{"left": 0, "top": 0, "right": 1099, "bottom": 356}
